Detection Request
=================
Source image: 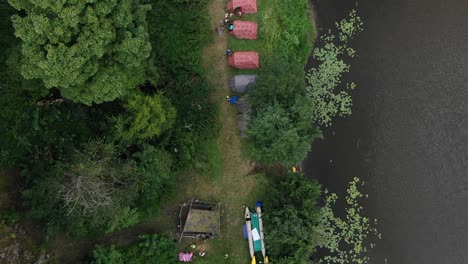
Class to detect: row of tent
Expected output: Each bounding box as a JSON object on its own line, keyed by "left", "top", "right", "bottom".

{"left": 227, "top": 0, "right": 259, "bottom": 70}
{"left": 226, "top": 0, "right": 259, "bottom": 139}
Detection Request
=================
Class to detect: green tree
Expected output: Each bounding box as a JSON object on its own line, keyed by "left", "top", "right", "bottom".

{"left": 133, "top": 144, "right": 175, "bottom": 217}
{"left": 92, "top": 245, "right": 124, "bottom": 264}
{"left": 91, "top": 234, "right": 178, "bottom": 264}
{"left": 248, "top": 56, "right": 305, "bottom": 110}
{"left": 264, "top": 173, "right": 322, "bottom": 264}
{"left": 247, "top": 99, "right": 321, "bottom": 166}
{"left": 23, "top": 140, "right": 143, "bottom": 237}
{"left": 126, "top": 234, "right": 177, "bottom": 264}
{"left": 113, "top": 92, "right": 176, "bottom": 144}
{"left": 8, "top": 0, "right": 152, "bottom": 105}
{"left": 0, "top": 86, "right": 35, "bottom": 167}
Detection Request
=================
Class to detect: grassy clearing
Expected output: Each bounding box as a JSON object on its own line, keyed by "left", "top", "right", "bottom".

{"left": 47, "top": 0, "right": 316, "bottom": 262}
{"left": 148, "top": 0, "right": 269, "bottom": 262}
{"left": 196, "top": 139, "right": 223, "bottom": 179}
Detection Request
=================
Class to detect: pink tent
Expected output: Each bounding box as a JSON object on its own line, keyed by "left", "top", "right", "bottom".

{"left": 227, "top": 0, "right": 257, "bottom": 14}
{"left": 230, "top": 20, "right": 258, "bottom": 39}
{"left": 228, "top": 52, "right": 259, "bottom": 69}
{"left": 178, "top": 252, "right": 193, "bottom": 262}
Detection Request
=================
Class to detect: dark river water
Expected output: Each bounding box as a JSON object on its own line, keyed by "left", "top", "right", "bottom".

{"left": 304, "top": 0, "right": 468, "bottom": 263}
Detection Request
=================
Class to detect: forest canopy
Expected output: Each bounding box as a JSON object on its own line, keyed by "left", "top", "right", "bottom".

{"left": 8, "top": 0, "right": 152, "bottom": 104}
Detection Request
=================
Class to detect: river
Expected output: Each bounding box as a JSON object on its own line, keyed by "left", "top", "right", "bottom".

{"left": 304, "top": 0, "right": 468, "bottom": 263}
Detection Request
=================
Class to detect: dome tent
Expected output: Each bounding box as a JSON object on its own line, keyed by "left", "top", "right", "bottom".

{"left": 227, "top": 0, "right": 257, "bottom": 14}
{"left": 228, "top": 52, "right": 259, "bottom": 69}
{"left": 229, "top": 75, "right": 258, "bottom": 93}
{"left": 230, "top": 20, "right": 258, "bottom": 39}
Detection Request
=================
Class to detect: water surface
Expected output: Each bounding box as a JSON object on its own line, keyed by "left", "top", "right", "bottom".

{"left": 305, "top": 0, "right": 468, "bottom": 263}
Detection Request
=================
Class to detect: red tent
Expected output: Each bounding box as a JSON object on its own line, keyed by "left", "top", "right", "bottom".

{"left": 228, "top": 52, "right": 259, "bottom": 69}
{"left": 230, "top": 20, "right": 258, "bottom": 39}
{"left": 227, "top": 0, "right": 257, "bottom": 14}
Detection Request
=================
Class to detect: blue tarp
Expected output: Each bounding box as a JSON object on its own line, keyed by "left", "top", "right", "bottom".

{"left": 229, "top": 95, "right": 239, "bottom": 105}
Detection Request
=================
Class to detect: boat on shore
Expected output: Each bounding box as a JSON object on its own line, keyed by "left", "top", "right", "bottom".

{"left": 245, "top": 202, "right": 268, "bottom": 263}
{"left": 245, "top": 207, "right": 255, "bottom": 257}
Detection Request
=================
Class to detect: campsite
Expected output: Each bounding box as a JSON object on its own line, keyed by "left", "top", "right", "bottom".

{"left": 0, "top": 0, "right": 381, "bottom": 263}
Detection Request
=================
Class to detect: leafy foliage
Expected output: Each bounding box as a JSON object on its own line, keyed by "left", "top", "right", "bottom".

{"left": 264, "top": 173, "right": 322, "bottom": 263}
{"left": 133, "top": 144, "right": 175, "bottom": 218}
{"left": 0, "top": 87, "right": 35, "bottom": 167}
{"left": 241, "top": 1, "right": 319, "bottom": 166}
{"left": 23, "top": 140, "right": 143, "bottom": 237}
{"left": 91, "top": 234, "right": 178, "bottom": 264}
{"left": 247, "top": 101, "right": 320, "bottom": 166}
{"left": 247, "top": 58, "right": 321, "bottom": 166}
{"left": 8, "top": 0, "right": 152, "bottom": 104}
{"left": 113, "top": 93, "right": 176, "bottom": 144}
{"left": 258, "top": 0, "right": 314, "bottom": 65}
{"left": 92, "top": 245, "right": 124, "bottom": 264}
{"left": 306, "top": 9, "right": 363, "bottom": 126}
{"left": 148, "top": 0, "right": 217, "bottom": 168}
{"left": 248, "top": 56, "right": 305, "bottom": 109}
{"left": 316, "top": 177, "right": 381, "bottom": 264}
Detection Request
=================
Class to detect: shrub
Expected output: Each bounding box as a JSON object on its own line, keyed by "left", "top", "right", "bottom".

{"left": 264, "top": 172, "right": 322, "bottom": 263}
{"left": 91, "top": 234, "right": 178, "bottom": 264}
{"left": 113, "top": 92, "right": 177, "bottom": 144}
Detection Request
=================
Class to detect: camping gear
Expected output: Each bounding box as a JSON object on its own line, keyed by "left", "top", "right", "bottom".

{"left": 230, "top": 75, "right": 257, "bottom": 93}
{"left": 227, "top": 0, "right": 257, "bottom": 14}
{"left": 178, "top": 252, "right": 193, "bottom": 262}
{"left": 229, "top": 20, "right": 257, "bottom": 39}
{"left": 178, "top": 200, "right": 221, "bottom": 241}
{"left": 229, "top": 95, "right": 239, "bottom": 105}
{"left": 228, "top": 52, "right": 259, "bottom": 69}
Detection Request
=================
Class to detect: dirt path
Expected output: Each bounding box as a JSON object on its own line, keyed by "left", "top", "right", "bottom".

{"left": 196, "top": 0, "right": 261, "bottom": 262}
{"left": 47, "top": 1, "right": 260, "bottom": 263}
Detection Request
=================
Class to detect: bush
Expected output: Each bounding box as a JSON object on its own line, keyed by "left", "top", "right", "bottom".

{"left": 9, "top": 0, "right": 153, "bottom": 104}
{"left": 264, "top": 173, "right": 322, "bottom": 263}
{"left": 247, "top": 57, "right": 322, "bottom": 166}
{"left": 91, "top": 234, "right": 178, "bottom": 264}
{"left": 113, "top": 92, "right": 177, "bottom": 144}
{"left": 258, "top": 0, "right": 315, "bottom": 65}
{"left": 148, "top": 0, "right": 217, "bottom": 168}
{"left": 133, "top": 144, "right": 175, "bottom": 218}
{"left": 23, "top": 140, "right": 143, "bottom": 237}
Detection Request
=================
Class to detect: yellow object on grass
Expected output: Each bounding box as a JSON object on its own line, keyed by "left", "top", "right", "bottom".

{"left": 251, "top": 256, "right": 256, "bottom": 264}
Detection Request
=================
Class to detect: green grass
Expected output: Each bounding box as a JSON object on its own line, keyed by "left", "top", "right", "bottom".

{"left": 198, "top": 139, "right": 223, "bottom": 179}
{"left": 227, "top": 0, "right": 317, "bottom": 79}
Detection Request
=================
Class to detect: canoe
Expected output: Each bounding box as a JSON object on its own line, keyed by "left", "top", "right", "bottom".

{"left": 245, "top": 207, "right": 254, "bottom": 257}
{"left": 256, "top": 205, "right": 266, "bottom": 257}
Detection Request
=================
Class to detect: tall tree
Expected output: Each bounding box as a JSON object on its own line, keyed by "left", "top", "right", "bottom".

{"left": 113, "top": 92, "right": 176, "bottom": 144}
{"left": 247, "top": 98, "right": 321, "bottom": 166}
{"left": 23, "top": 140, "right": 143, "bottom": 236}
{"left": 264, "top": 172, "right": 322, "bottom": 264}
{"left": 8, "top": 0, "right": 152, "bottom": 105}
